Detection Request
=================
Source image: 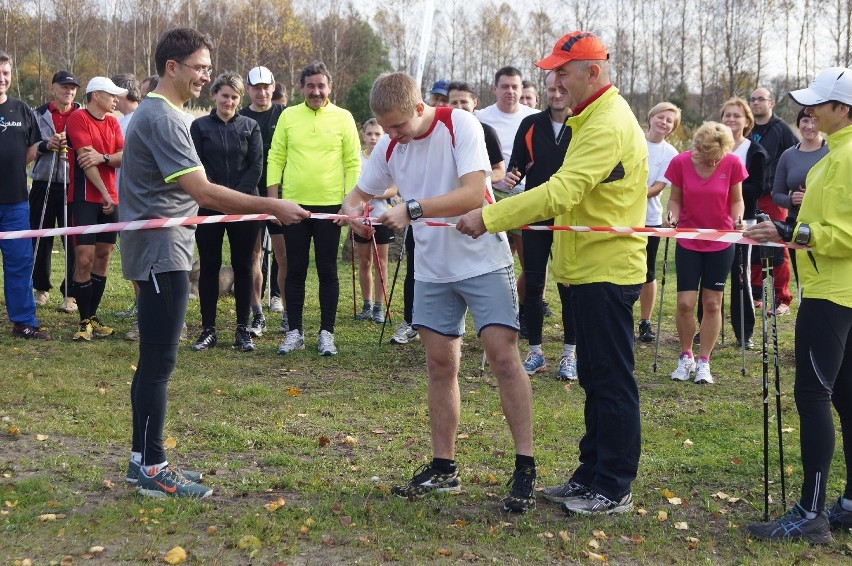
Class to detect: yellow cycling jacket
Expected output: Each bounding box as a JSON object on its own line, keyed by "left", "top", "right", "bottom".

{"left": 483, "top": 86, "right": 648, "bottom": 285}
{"left": 797, "top": 123, "right": 852, "bottom": 307}
{"left": 266, "top": 100, "right": 361, "bottom": 205}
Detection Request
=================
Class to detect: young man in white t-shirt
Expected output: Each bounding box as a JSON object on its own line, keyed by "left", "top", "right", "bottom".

{"left": 341, "top": 72, "right": 537, "bottom": 513}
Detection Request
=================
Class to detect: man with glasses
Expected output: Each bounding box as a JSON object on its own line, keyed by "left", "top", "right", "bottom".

{"left": 120, "top": 27, "right": 309, "bottom": 498}
{"left": 748, "top": 87, "right": 798, "bottom": 315}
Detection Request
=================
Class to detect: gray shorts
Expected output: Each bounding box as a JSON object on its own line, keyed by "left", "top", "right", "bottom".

{"left": 413, "top": 266, "right": 519, "bottom": 337}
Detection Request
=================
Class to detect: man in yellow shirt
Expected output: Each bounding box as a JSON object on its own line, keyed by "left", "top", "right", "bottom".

{"left": 267, "top": 61, "right": 360, "bottom": 356}
{"left": 458, "top": 31, "right": 648, "bottom": 515}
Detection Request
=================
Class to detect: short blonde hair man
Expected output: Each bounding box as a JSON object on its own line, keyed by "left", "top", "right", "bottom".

{"left": 370, "top": 72, "right": 420, "bottom": 118}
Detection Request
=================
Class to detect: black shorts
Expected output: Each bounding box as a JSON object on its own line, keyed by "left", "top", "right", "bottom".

{"left": 354, "top": 224, "right": 395, "bottom": 245}
{"left": 675, "top": 243, "right": 734, "bottom": 292}
{"left": 70, "top": 201, "right": 118, "bottom": 245}
{"left": 645, "top": 226, "right": 662, "bottom": 283}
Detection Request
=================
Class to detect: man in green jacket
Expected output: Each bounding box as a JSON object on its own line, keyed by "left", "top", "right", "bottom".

{"left": 267, "top": 61, "right": 360, "bottom": 356}
{"left": 458, "top": 31, "right": 648, "bottom": 515}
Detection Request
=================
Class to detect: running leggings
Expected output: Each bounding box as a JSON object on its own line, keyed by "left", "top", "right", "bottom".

{"left": 795, "top": 298, "right": 852, "bottom": 512}
{"left": 131, "top": 270, "right": 188, "bottom": 466}
{"left": 195, "top": 213, "right": 260, "bottom": 327}
{"left": 522, "top": 227, "right": 575, "bottom": 346}
{"left": 282, "top": 204, "right": 341, "bottom": 333}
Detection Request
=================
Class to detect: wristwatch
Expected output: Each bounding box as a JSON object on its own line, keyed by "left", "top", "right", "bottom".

{"left": 406, "top": 199, "right": 423, "bottom": 220}
{"left": 794, "top": 224, "right": 811, "bottom": 245}
{"left": 102, "top": 154, "right": 111, "bottom": 164}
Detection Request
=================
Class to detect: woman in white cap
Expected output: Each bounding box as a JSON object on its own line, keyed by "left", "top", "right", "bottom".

{"left": 746, "top": 66, "right": 852, "bottom": 544}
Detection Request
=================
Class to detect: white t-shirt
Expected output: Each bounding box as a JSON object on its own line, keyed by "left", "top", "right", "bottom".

{"left": 358, "top": 108, "right": 512, "bottom": 283}
{"left": 476, "top": 103, "right": 538, "bottom": 194}
{"left": 646, "top": 139, "right": 678, "bottom": 225}
{"left": 360, "top": 150, "right": 389, "bottom": 216}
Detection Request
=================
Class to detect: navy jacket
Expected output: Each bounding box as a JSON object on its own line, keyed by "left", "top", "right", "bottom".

{"left": 190, "top": 110, "right": 262, "bottom": 196}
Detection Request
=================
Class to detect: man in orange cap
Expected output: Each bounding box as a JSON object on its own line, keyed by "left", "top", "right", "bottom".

{"left": 458, "top": 31, "right": 648, "bottom": 515}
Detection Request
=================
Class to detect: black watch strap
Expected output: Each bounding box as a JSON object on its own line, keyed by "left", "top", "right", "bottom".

{"left": 773, "top": 221, "right": 794, "bottom": 242}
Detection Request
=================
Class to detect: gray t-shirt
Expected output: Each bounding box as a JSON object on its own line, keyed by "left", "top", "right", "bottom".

{"left": 118, "top": 94, "right": 203, "bottom": 281}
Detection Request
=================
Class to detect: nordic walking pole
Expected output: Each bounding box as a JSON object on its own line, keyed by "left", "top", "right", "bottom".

{"left": 262, "top": 227, "right": 272, "bottom": 310}
{"left": 769, "top": 252, "right": 787, "bottom": 508}
{"left": 756, "top": 212, "right": 772, "bottom": 521}
{"left": 652, "top": 232, "right": 671, "bottom": 373}
{"left": 61, "top": 147, "right": 71, "bottom": 306}
{"left": 30, "top": 150, "right": 59, "bottom": 281}
{"left": 738, "top": 242, "right": 747, "bottom": 376}
{"left": 365, "top": 209, "right": 391, "bottom": 345}
{"left": 350, "top": 225, "right": 357, "bottom": 319}
{"left": 380, "top": 225, "right": 407, "bottom": 345}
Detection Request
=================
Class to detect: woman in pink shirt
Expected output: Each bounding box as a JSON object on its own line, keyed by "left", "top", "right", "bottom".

{"left": 665, "top": 122, "right": 746, "bottom": 384}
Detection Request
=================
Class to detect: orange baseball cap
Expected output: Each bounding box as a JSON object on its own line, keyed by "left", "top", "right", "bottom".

{"left": 535, "top": 31, "right": 609, "bottom": 70}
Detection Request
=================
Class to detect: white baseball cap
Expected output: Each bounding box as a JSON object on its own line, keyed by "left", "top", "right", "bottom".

{"left": 86, "top": 76, "right": 129, "bottom": 96}
{"left": 247, "top": 66, "right": 274, "bottom": 86}
{"left": 789, "top": 67, "right": 852, "bottom": 106}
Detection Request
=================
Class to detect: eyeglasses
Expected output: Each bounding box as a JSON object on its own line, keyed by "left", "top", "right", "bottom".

{"left": 175, "top": 61, "right": 214, "bottom": 77}
{"left": 750, "top": 97, "right": 772, "bottom": 103}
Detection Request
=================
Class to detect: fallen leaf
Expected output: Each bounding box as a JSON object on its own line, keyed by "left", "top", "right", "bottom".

{"left": 237, "top": 535, "right": 262, "bottom": 551}
{"left": 620, "top": 535, "right": 644, "bottom": 544}
{"left": 8, "top": 426, "right": 20, "bottom": 436}
{"left": 36, "top": 434, "right": 49, "bottom": 441}
{"left": 88, "top": 546, "right": 105, "bottom": 554}
{"left": 781, "top": 427, "right": 794, "bottom": 433}
{"left": 60, "top": 556, "right": 73, "bottom": 566}
{"left": 371, "top": 429, "right": 386, "bottom": 435}
{"left": 668, "top": 497, "right": 683, "bottom": 505}
{"left": 207, "top": 525, "right": 218, "bottom": 535}
{"left": 659, "top": 488, "right": 676, "bottom": 499}
{"left": 636, "top": 508, "right": 648, "bottom": 516}
{"left": 343, "top": 435, "right": 357, "bottom": 447}
{"left": 588, "top": 539, "right": 600, "bottom": 549}
{"left": 453, "top": 519, "right": 468, "bottom": 527}
{"left": 102, "top": 480, "right": 115, "bottom": 490}
{"left": 340, "top": 515, "right": 353, "bottom": 526}
{"left": 163, "top": 437, "right": 177, "bottom": 449}
{"left": 540, "top": 531, "right": 554, "bottom": 539}
{"left": 263, "top": 497, "right": 286, "bottom": 512}
{"left": 318, "top": 436, "right": 330, "bottom": 447}
{"left": 299, "top": 525, "right": 309, "bottom": 534}
{"left": 731, "top": 457, "right": 741, "bottom": 465}
{"left": 436, "top": 548, "right": 451, "bottom": 556}
{"left": 657, "top": 510, "right": 668, "bottom": 522}
{"left": 4, "top": 500, "right": 18, "bottom": 508}
{"left": 559, "top": 531, "right": 570, "bottom": 543}
{"left": 713, "top": 491, "right": 729, "bottom": 500}
{"left": 286, "top": 387, "right": 301, "bottom": 396}
{"left": 99, "top": 388, "right": 107, "bottom": 395}
{"left": 682, "top": 439, "right": 693, "bottom": 447}
{"left": 727, "top": 497, "right": 740, "bottom": 504}
{"left": 584, "top": 550, "right": 608, "bottom": 562}
{"left": 130, "top": 365, "right": 137, "bottom": 371}
{"left": 487, "top": 472, "right": 498, "bottom": 485}
{"left": 38, "top": 513, "right": 58, "bottom": 521}
{"left": 457, "top": 433, "right": 469, "bottom": 439}
{"left": 592, "top": 530, "right": 607, "bottom": 540}
{"left": 674, "top": 521, "right": 689, "bottom": 530}
{"left": 461, "top": 551, "right": 477, "bottom": 561}
{"left": 305, "top": 518, "right": 314, "bottom": 526}
{"left": 163, "top": 546, "right": 187, "bottom": 564}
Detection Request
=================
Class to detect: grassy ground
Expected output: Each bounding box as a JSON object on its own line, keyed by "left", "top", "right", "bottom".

{"left": 1, "top": 239, "right": 851, "bottom": 565}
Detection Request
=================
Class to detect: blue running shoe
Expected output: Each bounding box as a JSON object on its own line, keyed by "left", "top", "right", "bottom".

{"left": 523, "top": 351, "right": 547, "bottom": 376}
{"left": 746, "top": 503, "right": 832, "bottom": 544}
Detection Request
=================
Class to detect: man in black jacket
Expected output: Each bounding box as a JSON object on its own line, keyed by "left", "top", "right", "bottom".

{"left": 749, "top": 87, "right": 799, "bottom": 315}
{"left": 503, "top": 71, "right": 577, "bottom": 383}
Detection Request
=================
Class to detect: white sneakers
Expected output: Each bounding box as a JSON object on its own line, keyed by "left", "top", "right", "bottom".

{"left": 671, "top": 354, "right": 713, "bottom": 384}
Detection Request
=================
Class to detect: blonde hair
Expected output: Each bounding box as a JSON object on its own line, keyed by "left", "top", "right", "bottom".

{"left": 211, "top": 71, "right": 245, "bottom": 97}
{"left": 720, "top": 97, "right": 755, "bottom": 137}
{"left": 647, "top": 102, "right": 682, "bottom": 133}
{"left": 370, "top": 72, "right": 421, "bottom": 117}
{"left": 692, "top": 121, "right": 734, "bottom": 162}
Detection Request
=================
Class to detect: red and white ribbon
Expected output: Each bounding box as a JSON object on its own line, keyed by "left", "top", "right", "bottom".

{"left": 1, "top": 212, "right": 805, "bottom": 249}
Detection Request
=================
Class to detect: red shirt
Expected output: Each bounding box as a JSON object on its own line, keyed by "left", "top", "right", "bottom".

{"left": 48, "top": 101, "right": 75, "bottom": 134}
{"left": 66, "top": 109, "right": 123, "bottom": 204}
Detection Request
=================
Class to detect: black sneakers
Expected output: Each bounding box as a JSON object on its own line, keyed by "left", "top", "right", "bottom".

{"left": 503, "top": 467, "right": 536, "bottom": 513}
{"left": 234, "top": 324, "right": 255, "bottom": 352}
{"left": 12, "top": 323, "right": 51, "bottom": 340}
{"left": 638, "top": 320, "right": 655, "bottom": 342}
{"left": 391, "top": 463, "right": 461, "bottom": 499}
{"left": 827, "top": 497, "right": 852, "bottom": 532}
{"left": 746, "top": 503, "right": 832, "bottom": 544}
{"left": 191, "top": 327, "right": 217, "bottom": 351}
